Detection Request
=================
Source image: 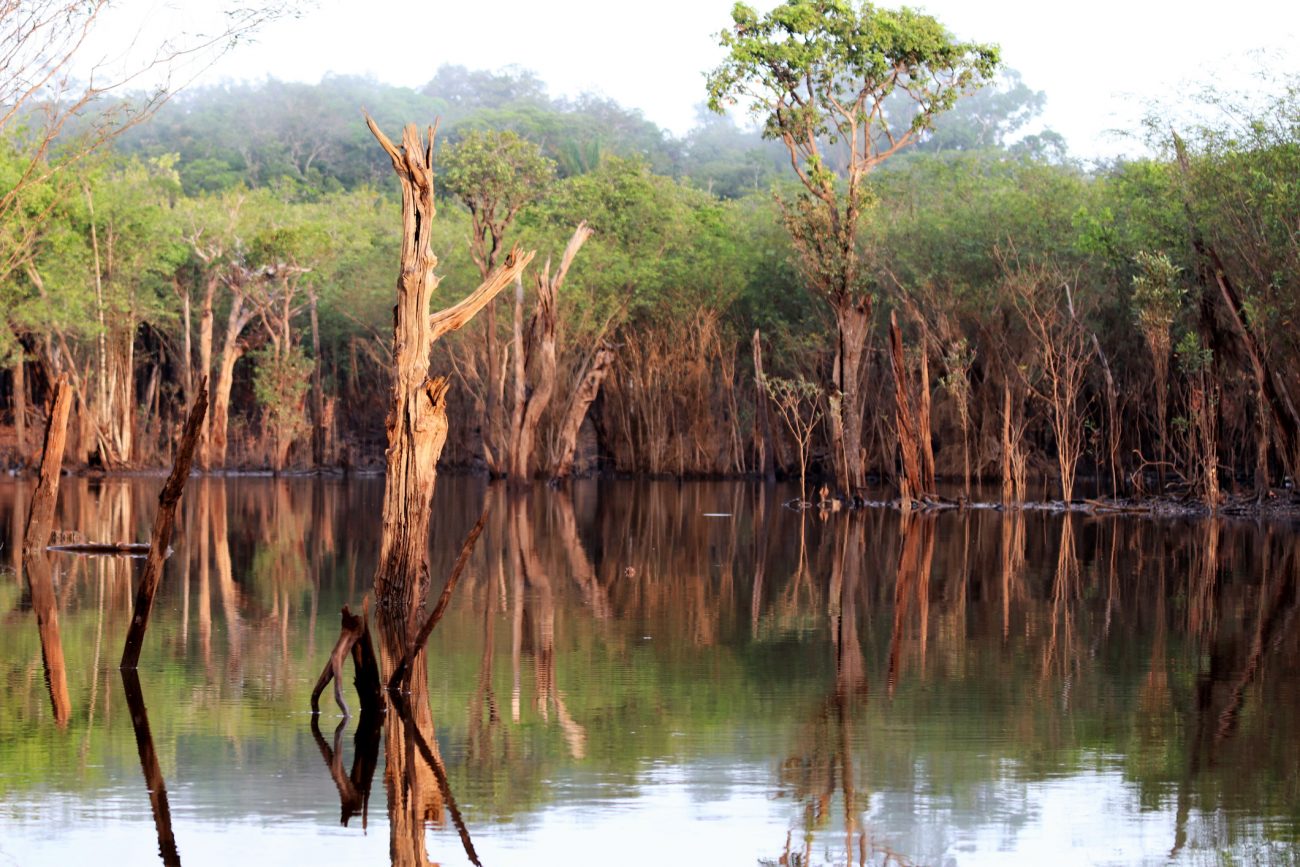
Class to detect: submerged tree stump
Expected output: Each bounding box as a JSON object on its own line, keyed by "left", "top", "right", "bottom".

{"left": 365, "top": 115, "right": 533, "bottom": 614}
{"left": 23, "top": 374, "right": 72, "bottom": 554}
{"left": 311, "top": 600, "right": 383, "bottom": 717}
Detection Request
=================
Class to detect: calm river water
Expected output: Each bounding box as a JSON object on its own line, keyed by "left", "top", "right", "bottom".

{"left": 1, "top": 476, "right": 1298, "bottom": 866}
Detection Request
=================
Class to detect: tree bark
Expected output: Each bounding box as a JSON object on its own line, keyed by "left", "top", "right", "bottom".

{"left": 197, "top": 273, "right": 217, "bottom": 469}
{"left": 752, "top": 330, "right": 776, "bottom": 482}
{"left": 24, "top": 374, "right": 72, "bottom": 553}
{"left": 550, "top": 344, "right": 615, "bottom": 482}
{"left": 211, "top": 293, "right": 252, "bottom": 469}
{"left": 366, "top": 116, "right": 533, "bottom": 615}
{"left": 889, "top": 313, "right": 926, "bottom": 509}
{"left": 13, "top": 353, "right": 26, "bottom": 462}
{"left": 830, "top": 295, "right": 871, "bottom": 495}
{"left": 509, "top": 223, "right": 589, "bottom": 485}
{"left": 310, "top": 290, "right": 326, "bottom": 467}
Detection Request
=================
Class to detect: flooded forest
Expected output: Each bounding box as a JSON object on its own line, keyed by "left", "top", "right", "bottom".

{"left": 4, "top": 0, "right": 1300, "bottom": 864}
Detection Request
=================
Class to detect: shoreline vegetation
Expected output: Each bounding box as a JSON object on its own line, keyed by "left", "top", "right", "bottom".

{"left": 3, "top": 3, "right": 1299, "bottom": 517}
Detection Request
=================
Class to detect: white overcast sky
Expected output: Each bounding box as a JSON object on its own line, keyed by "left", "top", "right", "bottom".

{"left": 89, "top": 0, "right": 1300, "bottom": 160}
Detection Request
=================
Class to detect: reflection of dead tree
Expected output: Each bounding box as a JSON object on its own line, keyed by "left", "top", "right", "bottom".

{"left": 887, "top": 514, "right": 935, "bottom": 696}
{"left": 777, "top": 514, "right": 878, "bottom": 865}
{"left": 22, "top": 376, "right": 73, "bottom": 724}
{"left": 310, "top": 711, "right": 382, "bottom": 829}
{"left": 1187, "top": 521, "right": 1220, "bottom": 642}
{"left": 377, "top": 614, "right": 482, "bottom": 867}
{"left": 1172, "top": 532, "right": 1297, "bottom": 859}
{"left": 25, "top": 547, "right": 70, "bottom": 726}
{"left": 998, "top": 512, "right": 1029, "bottom": 642}
{"left": 554, "top": 492, "right": 610, "bottom": 619}
{"left": 511, "top": 493, "right": 586, "bottom": 758}
{"left": 210, "top": 479, "right": 243, "bottom": 670}
{"left": 1041, "top": 517, "right": 1081, "bottom": 685}
{"left": 121, "top": 670, "right": 181, "bottom": 867}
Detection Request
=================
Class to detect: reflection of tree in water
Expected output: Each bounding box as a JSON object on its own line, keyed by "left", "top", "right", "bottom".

{"left": 774, "top": 513, "right": 892, "bottom": 866}
{"left": 373, "top": 614, "right": 482, "bottom": 867}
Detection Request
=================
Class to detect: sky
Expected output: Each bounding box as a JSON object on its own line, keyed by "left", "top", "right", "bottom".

{"left": 87, "top": 0, "right": 1300, "bottom": 161}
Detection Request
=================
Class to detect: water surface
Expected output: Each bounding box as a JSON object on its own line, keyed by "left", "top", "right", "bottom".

{"left": 1, "top": 476, "right": 1298, "bottom": 865}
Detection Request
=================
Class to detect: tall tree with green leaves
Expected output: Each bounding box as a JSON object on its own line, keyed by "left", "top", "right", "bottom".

{"left": 707, "top": 0, "right": 998, "bottom": 493}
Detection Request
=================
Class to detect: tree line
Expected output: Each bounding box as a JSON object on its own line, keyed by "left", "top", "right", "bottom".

{"left": 2, "top": 2, "right": 1298, "bottom": 507}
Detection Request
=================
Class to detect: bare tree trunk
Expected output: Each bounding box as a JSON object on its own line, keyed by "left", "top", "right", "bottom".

{"left": 197, "top": 275, "right": 216, "bottom": 469}
{"left": 12, "top": 353, "right": 26, "bottom": 462}
{"left": 550, "top": 345, "right": 615, "bottom": 482}
{"left": 889, "top": 313, "right": 925, "bottom": 508}
{"left": 177, "top": 276, "right": 193, "bottom": 408}
{"left": 507, "top": 275, "right": 527, "bottom": 480}
{"left": 508, "top": 224, "right": 588, "bottom": 486}
{"left": 366, "top": 118, "right": 534, "bottom": 615}
{"left": 310, "top": 291, "right": 325, "bottom": 467}
{"left": 752, "top": 330, "right": 776, "bottom": 482}
{"left": 918, "top": 347, "right": 935, "bottom": 493}
{"left": 211, "top": 295, "right": 251, "bottom": 469}
{"left": 24, "top": 374, "right": 72, "bottom": 553}
{"left": 829, "top": 296, "right": 871, "bottom": 495}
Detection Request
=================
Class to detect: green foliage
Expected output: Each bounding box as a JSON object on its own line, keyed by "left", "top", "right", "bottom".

{"left": 251, "top": 344, "right": 313, "bottom": 446}
{"left": 707, "top": 0, "right": 1000, "bottom": 176}
{"left": 1175, "top": 331, "right": 1213, "bottom": 375}
{"left": 441, "top": 129, "right": 555, "bottom": 265}
{"left": 1130, "top": 251, "right": 1185, "bottom": 334}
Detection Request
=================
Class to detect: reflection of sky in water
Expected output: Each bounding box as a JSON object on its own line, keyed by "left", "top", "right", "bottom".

{"left": 0, "top": 756, "right": 1262, "bottom": 865}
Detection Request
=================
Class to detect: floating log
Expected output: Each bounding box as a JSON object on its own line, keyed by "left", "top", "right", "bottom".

{"left": 120, "top": 379, "right": 208, "bottom": 670}
{"left": 48, "top": 541, "right": 155, "bottom": 557}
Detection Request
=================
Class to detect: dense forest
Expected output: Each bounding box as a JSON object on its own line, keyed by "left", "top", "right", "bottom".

{"left": 3, "top": 5, "right": 1299, "bottom": 509}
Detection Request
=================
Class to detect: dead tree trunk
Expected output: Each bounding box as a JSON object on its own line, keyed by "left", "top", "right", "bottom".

{"left": 23, "top": 374, "right": 72, "bottom": 553}
{"left": 509, "top": 223, "right": 591, "bottom": 485}
{"left": 366, "top": 117, "right": 534, "bottom": 615}
{"left": 889, "top": 313, "right": 926, "bottom": 509}
{"left": 197, "top": 272, "right": 218, "bottom": 468}
{"left": 310, "top": 290, "right": 326, "bottom": 466}
{"left": 550, "top": 344, "right": 615, "bottom": 483}
{"left": 311, "top": 601, "right": 382, "bottom": 716}
{"left": 918, "top": 346, "right": 935, "bottom": 494}
{"left": 13, "top": 353, "right": 26, "bottom": 462}
{"left": 211, "top": 292, "right": 253, "bottom": 468}
{"left": 752, "top": 330, "right": 776, "bottom": 482}
{"left": 120, "top": 380, "right": 208, "bottom": 669}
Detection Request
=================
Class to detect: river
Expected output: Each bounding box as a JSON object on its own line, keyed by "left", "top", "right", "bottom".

{"left": 1, "top": 476, "right": 1297, "bottom": 865}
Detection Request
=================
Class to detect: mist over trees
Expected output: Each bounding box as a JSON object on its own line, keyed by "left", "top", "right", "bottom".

{"left": 4, "top": 21, "right": 1300, "bottom": 506}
